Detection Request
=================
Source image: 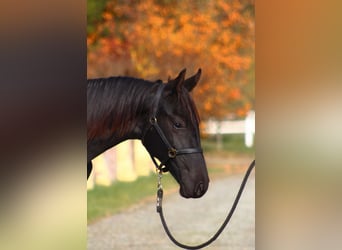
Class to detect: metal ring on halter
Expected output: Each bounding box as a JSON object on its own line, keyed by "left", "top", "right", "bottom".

{"left": 150, "top": 117, "right": 157, "bottom": 124}
{"left": 168, "top": 148, "right": 177, "bottom": 158}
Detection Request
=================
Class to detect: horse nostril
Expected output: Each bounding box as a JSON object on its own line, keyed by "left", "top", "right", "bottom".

{"left": 195, "top": 182, "right": 205, "bottom": 197}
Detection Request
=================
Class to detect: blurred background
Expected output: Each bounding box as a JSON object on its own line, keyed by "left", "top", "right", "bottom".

{"left": 87, "top": 0, "right": 255, "bottom": 121}
{"left": 1, "top": 0, "right": 341, "bottom": 249}
{"left": 86, "top": 0, "right": 255, "bottom": 225}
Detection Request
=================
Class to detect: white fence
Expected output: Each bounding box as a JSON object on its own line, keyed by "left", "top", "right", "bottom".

{"left": 204, "top": 110, "right": 255, "bottom": 147}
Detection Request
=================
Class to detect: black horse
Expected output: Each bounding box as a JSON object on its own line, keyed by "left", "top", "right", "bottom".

{"left": 87, "top": 69, "right": 209, "bottom": 198}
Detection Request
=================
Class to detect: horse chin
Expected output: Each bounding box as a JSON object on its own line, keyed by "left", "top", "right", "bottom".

{"left": 179, "top": 183, "right": 207, "bottom": 199}
{"left": 179, "top": 186, "right": 191, "bottom": 198}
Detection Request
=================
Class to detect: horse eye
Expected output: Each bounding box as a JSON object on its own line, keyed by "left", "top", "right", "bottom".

{"left": 173, "top": 122, "right": 183, "bottom": 129}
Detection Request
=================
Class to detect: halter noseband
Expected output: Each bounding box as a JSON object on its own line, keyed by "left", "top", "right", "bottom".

{"left": 142, "top": 84, "right": 203, "bottom": 172}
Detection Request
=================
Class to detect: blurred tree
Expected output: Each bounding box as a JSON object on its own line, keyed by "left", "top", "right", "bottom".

{"left": 87, "top": 0, "right": 254, "bottom": 120}
{"left": 87, "top": 0, "right": 108, "bottom": 34}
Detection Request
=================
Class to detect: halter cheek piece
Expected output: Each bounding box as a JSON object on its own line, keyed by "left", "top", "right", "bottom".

{"left": 142, "top": 84, "right": 202, "bottom": 172}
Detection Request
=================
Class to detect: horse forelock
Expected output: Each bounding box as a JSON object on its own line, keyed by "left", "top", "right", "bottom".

{"left": 178, "top": 88, "right": 201, "bottom": 128}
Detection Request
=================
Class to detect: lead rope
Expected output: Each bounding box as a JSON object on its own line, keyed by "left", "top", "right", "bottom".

{"left": 156, "top": 159, "right": 255, "bottom": 249}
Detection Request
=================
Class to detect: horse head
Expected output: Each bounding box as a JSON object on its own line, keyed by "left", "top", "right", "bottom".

{"left": 142, "top": 69, "right": 209, "bottom": 198}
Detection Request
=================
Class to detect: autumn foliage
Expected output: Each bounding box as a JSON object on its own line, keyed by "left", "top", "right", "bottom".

{"left": 87, "top": 0, "right": 254, "bottom": 120}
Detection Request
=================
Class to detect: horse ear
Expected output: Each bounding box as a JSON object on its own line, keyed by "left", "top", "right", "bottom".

{"left": 166, "top": 68, "right": 186, "bottom": 94}
{"left": 184, "top": 68, "right": 201, "bottom": 92}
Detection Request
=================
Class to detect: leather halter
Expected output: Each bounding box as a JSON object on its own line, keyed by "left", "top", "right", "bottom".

{"left": 142, "top": 84, "right": 203, "bottom": 172}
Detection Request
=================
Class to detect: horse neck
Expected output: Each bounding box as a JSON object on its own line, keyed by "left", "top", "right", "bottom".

{"left": 87, "top": 78, "right": 160, "bottom": 150}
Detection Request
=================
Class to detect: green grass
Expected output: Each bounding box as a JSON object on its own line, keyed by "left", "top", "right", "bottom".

{"left": 88, "top": 134, "right": 254, "bottom": 223}
{"left": 202, "top": 134, "right": 255, "bottom": 155}
{"left": 87, "top": 173, "right": 178, "bottom": 223}
{"left": 87, "top": 168, "right": 228, "bottom": 224}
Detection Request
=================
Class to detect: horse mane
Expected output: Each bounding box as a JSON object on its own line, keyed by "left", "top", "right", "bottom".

{"left": 87, "top": 76, "right": 157, "bottom": 141}
{"left": 87, "top": 75, "right": 201, "bottom": 142}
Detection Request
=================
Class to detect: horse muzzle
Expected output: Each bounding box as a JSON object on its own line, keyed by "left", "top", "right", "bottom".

{"left": 179, "top": 179, "right": 209, "bottom": 198}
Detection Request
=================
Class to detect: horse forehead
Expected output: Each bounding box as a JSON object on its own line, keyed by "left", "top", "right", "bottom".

{"left": 163, "top": 100, "right": 192, "bottom": 119}
{"left": 163, "top": 91, "right": 191, "bottom": 110}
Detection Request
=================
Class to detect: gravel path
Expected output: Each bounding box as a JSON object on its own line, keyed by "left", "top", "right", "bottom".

{"left": 88, "top": 171, "right": 255, "bottom": 250}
